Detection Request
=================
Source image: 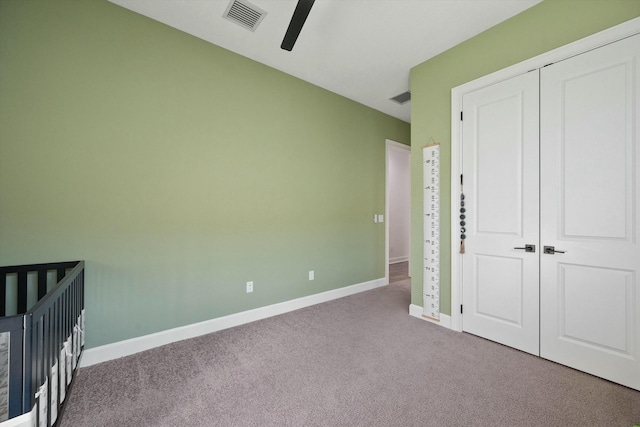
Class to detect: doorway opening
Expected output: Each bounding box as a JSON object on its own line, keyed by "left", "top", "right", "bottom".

{"left": 385, "top": 139, "right": 411, "bottom": 284}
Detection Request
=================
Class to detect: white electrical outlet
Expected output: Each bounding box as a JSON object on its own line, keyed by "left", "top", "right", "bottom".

{"left": 373, "top": 214, "right": 378, "bottom": 223}
{"left": 309, "top": 270, "right": 314, "bottom": 281}
{"left": 246, "top": 281, "right": 253, "bottom": 293}
{"left": 378, "top": 214, "right": 384, "bottom": 223}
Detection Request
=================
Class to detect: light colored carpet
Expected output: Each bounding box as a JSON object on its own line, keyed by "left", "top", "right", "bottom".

{"left": 60, "top": 274, "right": 640, "bottom": 426}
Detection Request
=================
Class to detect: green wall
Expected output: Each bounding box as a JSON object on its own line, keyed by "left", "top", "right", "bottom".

{"left": 0, "top": 0, "right": 410, "bottom": 348}
{"left": 410, "top": 0, "right": 640, "bottom": 315}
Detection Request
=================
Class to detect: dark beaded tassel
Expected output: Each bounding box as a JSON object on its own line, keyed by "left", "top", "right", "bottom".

{"left": 460, "top": 175, "right": 466, "bottom": 254}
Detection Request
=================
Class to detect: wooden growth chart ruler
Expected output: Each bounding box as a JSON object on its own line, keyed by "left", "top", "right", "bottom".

{"left": 423, "top": 143, "right": 440, "bottom": 321}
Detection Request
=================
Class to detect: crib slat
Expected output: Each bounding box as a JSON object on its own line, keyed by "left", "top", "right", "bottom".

{"left": 17, "top": 272, "right": 27, "bottom": 314}
{"left": 6, "top": 318, "right": 24, "bottom": 419}
{"left": 37, "top": 270, "right": 47, "bottom": 301}
{"left": 22, "top": 313, "right": 33, "bottom": 417}
{"left": 57, "top": 268, "right": 66, "bottom": 283}
{"left": 0, "top": 273, "right": 6, "bottom": 317}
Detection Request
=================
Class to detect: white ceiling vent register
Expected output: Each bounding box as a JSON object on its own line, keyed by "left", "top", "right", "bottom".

{"left": 223, "top": 0, "right": 267, "bottom": 32}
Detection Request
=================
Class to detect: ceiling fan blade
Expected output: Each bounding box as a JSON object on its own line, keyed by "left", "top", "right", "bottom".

{"left": 281, "top": 0, "right": 315, "bottom": 51}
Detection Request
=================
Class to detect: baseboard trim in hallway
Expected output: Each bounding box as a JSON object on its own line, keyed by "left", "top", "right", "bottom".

{"left": 80, "top": 277, "right": 387, "bottom": 368}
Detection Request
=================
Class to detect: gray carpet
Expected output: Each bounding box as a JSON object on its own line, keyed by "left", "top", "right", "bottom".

{"left": 61, "top": 273, "right": 640, "bottom": 426}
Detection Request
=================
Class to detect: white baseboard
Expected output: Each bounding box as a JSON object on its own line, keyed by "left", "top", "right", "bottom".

{"left": 80, "top": 278, "right": 387, "bottom": 367}
{"left": 409, "top": 304, "right": 452, "bottom": 329}
{"left": 389, "top": 256, "right": 409, "bottom": 264}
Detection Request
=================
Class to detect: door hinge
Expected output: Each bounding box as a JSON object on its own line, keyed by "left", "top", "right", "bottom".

{"left": 460, "top": 304, "right": 463, "bottom": 314}
{"left": 460, "top": 111, "right": 463, "bottom": 121}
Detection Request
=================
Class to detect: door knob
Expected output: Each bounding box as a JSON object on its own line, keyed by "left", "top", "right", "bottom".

{"left": 514, "top": 244, "right": 536, "bottom": 253}
{"left": 543, "top": 246, "right": 565, "bottom": 254}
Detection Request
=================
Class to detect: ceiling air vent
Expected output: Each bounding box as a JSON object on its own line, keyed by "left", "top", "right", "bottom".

{"left": 390, "top": 91, "right": 411, "bottom": 105}
{"left": 223, "top": 0, "right": 267, "bottom": 32}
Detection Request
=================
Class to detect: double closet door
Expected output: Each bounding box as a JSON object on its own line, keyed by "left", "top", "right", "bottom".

{"left": 461, "top": 34, "right": 640, "bottom": 391}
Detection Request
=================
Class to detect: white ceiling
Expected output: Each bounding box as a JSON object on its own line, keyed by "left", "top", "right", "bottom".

{"left": 108, "top": 0, "right": 542, "bottom": 123}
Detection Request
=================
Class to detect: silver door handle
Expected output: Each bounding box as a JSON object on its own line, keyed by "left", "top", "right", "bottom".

{"left": 543, "top": 246, "right": 565, "bottom": 254}
{"left": 514, "top": 244, "right": 536, "bottom": 253}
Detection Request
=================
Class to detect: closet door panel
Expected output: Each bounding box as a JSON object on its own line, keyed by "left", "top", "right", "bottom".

{"left": 540, "top": 33, "right": 640, "bottom": 391}
{"left": 561, "top": 59, "right": 629, "bottom": 239}
{"left": 461, "top": 70, "right": 540, "bottom": 356}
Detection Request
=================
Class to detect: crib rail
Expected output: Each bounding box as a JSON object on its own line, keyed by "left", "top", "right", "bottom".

{"left": 0, "top": 262, "right": 78, "bottom": 317}
{"left": 0, "top": 261, "right": 84, "bottom": 426}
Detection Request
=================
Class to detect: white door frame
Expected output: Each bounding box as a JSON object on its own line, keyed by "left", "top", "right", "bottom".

{"left": 449, "top": 16, "right": 640, "bottom": 332}
{"left": 386, "top": 139, "right": 411, "bottom": 283}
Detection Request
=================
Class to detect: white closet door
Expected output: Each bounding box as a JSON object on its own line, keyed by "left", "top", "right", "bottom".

{"left": 540, "top": 33, "right": 640, "bottom": 390}
{"left": 461, "top": 70, "right": 540, "bottom": 355}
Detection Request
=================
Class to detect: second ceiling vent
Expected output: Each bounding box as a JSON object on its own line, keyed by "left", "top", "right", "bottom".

{"left": 390, "top": 91, "right": 411, "bottom": 105}
{"left": 223, "top": 0, "right": 267, "bottom": 32}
